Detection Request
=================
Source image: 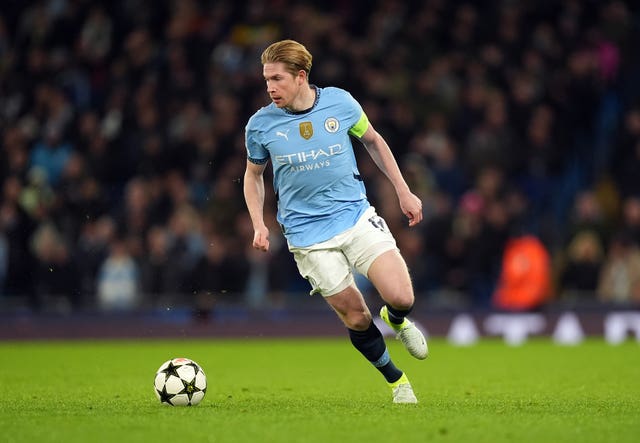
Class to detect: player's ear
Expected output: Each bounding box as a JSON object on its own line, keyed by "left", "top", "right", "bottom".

{"left": 297, "top": 70, "right": 307, "bottom": 84}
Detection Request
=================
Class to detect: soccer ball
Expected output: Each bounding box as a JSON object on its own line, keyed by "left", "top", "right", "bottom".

{"left": 154, "top": 358, "right": 207, "bottom": 406}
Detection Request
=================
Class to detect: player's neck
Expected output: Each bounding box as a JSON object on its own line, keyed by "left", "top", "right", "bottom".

{"left": 286, "top": 84, "right": 316, "bottom": 113}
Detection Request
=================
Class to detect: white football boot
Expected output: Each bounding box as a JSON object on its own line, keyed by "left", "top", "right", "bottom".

{"left": 390, "top": 373, "right": 418, "bottom": 404}
{"left": 380, "top": 306, "right": 428, "bottom": 360}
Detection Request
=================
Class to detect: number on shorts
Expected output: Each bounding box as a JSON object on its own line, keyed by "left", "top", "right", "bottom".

{"left": 368, "top": 216, "right": 388, "bottom": 232}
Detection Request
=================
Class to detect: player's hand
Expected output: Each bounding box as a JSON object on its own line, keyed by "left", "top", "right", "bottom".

{"left": 399, "top": 192, "right": 423, "bottom": 227}
{"left": 252, "top": 225, "right": 270, "bottom": 252}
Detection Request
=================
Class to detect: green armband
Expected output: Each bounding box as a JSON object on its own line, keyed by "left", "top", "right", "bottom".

{"left": 348, "top": 112, "right": 369, "bottom": 138}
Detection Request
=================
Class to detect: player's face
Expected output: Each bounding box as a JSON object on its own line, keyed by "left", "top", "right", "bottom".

{"left": 263, "top": 62, "right": 303, "bottom": 108}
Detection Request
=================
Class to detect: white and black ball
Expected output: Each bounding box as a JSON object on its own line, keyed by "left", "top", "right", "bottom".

{"left": 154, "top": 358, "right": 207, "bottom": 406}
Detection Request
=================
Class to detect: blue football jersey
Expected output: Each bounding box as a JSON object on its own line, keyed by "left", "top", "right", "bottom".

{"left": 245, "top": 86, "right": 371, "bottom": 247}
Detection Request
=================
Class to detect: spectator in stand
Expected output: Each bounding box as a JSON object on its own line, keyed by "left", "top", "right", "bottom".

{"left": 0, "top": 175, "right": 37, "bottom": 299}
{"left": 96, "top": 231, "right": 141, "bottom": 311}
{"left": 116, "top": 177, "right": 154, "bottom": 243}
{"left": 138, "top": 205, "right": 205, "bottom": 302}
{"left": 516, "top": 104, "right": 566, "bottom": 223}
{"left": 76, "top": 215, "right": 116, "bottom": 302}
{"left": 165, "top": 204, "right": 206, "bottom": 292}
{"left": 19, "top": 166, "right": 55, "bottom": 222}
{"left": 559, "top": 230, "right": 604, "bottom": 303}
{"left": 1, "top": 126, "right": 31, "bottom": 179}
{"left": 450, "top": 190, "right": 484, "bottom": 301}
{"left": 612, "top": 107, "right": 640, "bottom": 196}
{"left": 408, "top": 113, "right": 467, "bottom": 202}
{"left": 597, "top": 231, "right": 640, "bottom": 305}
{"left": 29, "top": 125, "right": 74, "bottom": 189}
{"left": 0, "top": 1, "right": 640, "bottom": 312}
{"left": 469, "top": 196, "right": 512, "bottom": 307}
{"left": 396, "top": 228, "right": 429, "bottom": 296}
{"left": 30, "top": 222, "right": 80, "bottom": 311}
{"left": 566, "top": 190, "right": 611, "bottom": 251}
{"left": 492, "top": 234, "right": 552, "bottom": 312}
{"left": 189, "top": 233, "right": 250, "bottom": 320}
{"left": 139, "top": 225, "right": 180, "bottom": 300}
{"left": 464, "top": 91, "right": 517, "bottom": 178}
{"left": 422, "top": 192, "right": 458, "bottom": 295}
{"left": 57, "top": 152, "right": 108, "bottom": 242}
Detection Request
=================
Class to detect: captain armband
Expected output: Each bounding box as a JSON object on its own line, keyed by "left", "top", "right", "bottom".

{"left": 348, "top": 112, "right": 369, "bottom": 138}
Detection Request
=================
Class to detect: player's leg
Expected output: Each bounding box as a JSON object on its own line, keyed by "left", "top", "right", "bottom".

{"left": 368, "top": 249, "right": 429, "bottom": 360}
{"left": 289, "top": 240, "right": 416, "bottom": 403}
{"left": 324, "top": 285, "right": 417, "bottom": 404}
{"left": 346, "top": 207, "right": 428, "bottom": 360}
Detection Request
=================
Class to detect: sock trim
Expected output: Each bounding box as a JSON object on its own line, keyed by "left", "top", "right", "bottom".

{"left": 372, "top": 349, "right": 390, "bottom": 368}
{"left": 386, "top": 304, "right": 413, "bottom": 325}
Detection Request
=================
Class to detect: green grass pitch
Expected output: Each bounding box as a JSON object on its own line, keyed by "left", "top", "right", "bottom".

{"left": 0, "top": 338, "right": 638, "bottom": 443}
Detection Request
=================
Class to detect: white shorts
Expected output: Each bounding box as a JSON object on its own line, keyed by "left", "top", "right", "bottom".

{"left": 288, "top": 206, "right": 398, "bottom": 297}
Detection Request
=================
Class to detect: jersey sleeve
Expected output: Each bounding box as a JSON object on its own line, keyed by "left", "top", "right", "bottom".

{"left": 342, "top": 90, "right": 369, "bottom": 138}
{"left": 245, "top": 118, "right": 269, "bottom": 164}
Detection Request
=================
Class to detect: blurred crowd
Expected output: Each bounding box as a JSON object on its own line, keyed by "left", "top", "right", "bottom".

{"left": 1, "top": 0, "right": 640, "bottom": 314}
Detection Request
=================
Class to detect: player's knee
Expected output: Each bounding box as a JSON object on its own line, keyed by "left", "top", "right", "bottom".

{"left": 388, "top": 293, "right": 415, "bottom": 311}
{"left": 345, "top": 310, "right": 373, "bottom": 331}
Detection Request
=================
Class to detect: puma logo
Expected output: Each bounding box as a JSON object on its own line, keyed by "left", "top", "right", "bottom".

{"left": 276, "top": 129, "right": 290, "bottom": 141}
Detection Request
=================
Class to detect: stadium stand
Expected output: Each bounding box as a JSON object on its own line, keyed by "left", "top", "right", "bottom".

{"left": 1, "top": 0, "right": 640, "bottom": 321}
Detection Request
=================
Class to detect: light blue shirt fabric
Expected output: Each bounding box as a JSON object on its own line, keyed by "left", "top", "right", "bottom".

{"left": 246, "top": 86, "right": 371, "bottom": 247}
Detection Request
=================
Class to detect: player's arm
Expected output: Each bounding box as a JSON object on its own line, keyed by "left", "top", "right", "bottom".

{"left": 243, "top": 160, "right": 270, "bottom": 251}
{"left": 360, "top": 124, "right": 423, "bottom": 227}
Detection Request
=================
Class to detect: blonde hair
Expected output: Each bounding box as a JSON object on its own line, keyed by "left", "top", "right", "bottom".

{"left": 261, "top": 39, "right": 312, "bottom": 78}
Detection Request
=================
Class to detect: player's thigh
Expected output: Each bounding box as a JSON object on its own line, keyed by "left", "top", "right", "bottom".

{"left": 367, "top": 249, "right": 415, "bottom": 309}
{"left": 324, "top": 284, "right": 372, "bottom": 330}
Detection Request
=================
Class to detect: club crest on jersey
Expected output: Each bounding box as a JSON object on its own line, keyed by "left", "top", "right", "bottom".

{"left": 299, "top": 122, "right": 313, "bottom": 140}
{"left": 324, "top": 117, "right": 339, "bottom": 133}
